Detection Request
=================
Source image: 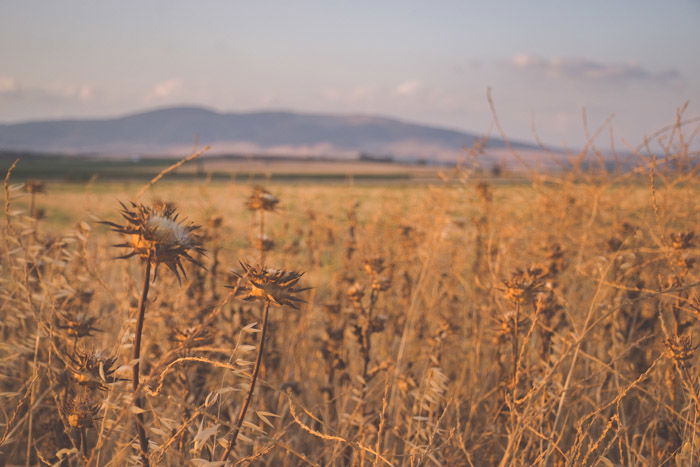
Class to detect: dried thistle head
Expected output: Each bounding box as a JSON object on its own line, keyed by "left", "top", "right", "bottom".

{"left": 55, "top": 311, "right": 101, "bottom": 339}
{"left": 363, "top": 257, "right": 386, "bottom": 277}
{"left": 171, "top": 326, "right": 212, "bottom": 348}
{"left": 494, "top": 311, "right": 529, "bottom": 344}
{"left": 23, "top": 179, "right": 46, "bottom": 194}
{"left": 501, "top": 267, "right": 547, "bottom": 304}
{"left": 246, "top": 186, "right": 279, "bottom": 212}
{"left": 67, "top": 350, "right": 121, "bottom": 391}
{"left": 665, "top": 335, "right": 697, "bottom": 368}
{"left": 101, "top": 201, "right": 205, "bottom": 281}
{"left": 229, "top": 262, "right": 309, "bottom": 309}
{"left": 66, "top": 392, "right": 101, "bottom": 428}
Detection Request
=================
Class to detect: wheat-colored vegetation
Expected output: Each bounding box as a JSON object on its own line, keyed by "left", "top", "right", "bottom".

{"left": 2, "top": 115, "right": 700, "bottom": 466}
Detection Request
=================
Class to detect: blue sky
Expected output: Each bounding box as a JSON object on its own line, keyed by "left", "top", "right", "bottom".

{"left": 1, "top": 0, "right": 698, "bottom": 147}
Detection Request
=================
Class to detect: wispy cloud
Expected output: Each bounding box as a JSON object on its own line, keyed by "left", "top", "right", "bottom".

{"left": 394, "top": 80, "right": 422, "bottom": 97}
{"left": 510, "top": 54, "right": 679, "bottom": 84}
{"left": 148, "top": 78, "right": 183, "bottom": 100}
{"left": 0, "top": 76, "right": 94, "bottom": 101}
{"left": 0, "top": 76, "right": 21, "bottom": 94}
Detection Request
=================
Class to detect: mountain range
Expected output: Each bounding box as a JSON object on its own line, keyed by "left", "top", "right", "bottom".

{"left": 0, "top": 106, "right": 545, "bottom": 163}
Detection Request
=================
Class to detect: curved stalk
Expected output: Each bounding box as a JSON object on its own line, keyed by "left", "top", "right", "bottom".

{"left": 221, "top": 300, "right": 270, "bottom": 462}
{"left": 133, "top": 255, "right": 152, "bottom": 466}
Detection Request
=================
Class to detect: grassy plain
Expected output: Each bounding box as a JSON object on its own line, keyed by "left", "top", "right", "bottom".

{"left": 2, "top": 144, "right": 700, "bottom": 465}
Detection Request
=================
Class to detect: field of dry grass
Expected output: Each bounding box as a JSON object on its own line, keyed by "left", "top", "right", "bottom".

{"left": 2, "top": 123, "right": 700, "bottom": 466}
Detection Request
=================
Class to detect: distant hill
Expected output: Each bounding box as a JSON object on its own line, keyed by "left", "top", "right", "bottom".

{"left": 0, "top": 106, "right": 544, "bottom": 163}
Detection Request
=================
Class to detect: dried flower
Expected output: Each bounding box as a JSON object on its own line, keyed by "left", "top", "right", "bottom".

{"left": 246, "top": 186, "right": 279, "bottom": 212}
{"left": 665, "top": 335, "right": 697, "bottom": 368}
{"left": 171, "top": 326, "right": 212, "bottom": 348}
{"left": 66, "top": 392, "right": 101, "bottom": 428}
{"left": 501, "top": 267, "right": 547, "bottom": 304}
{"left": 56, "top": 311, "right": 101, "bottom": 339}
{"left": 101, "top": 201, "right": 205, "bottom": 280}
{"left": 229, "top": 262, "right": 309, "bottom": 309}
{"left": 68, "top": 350, "right": 121, "bottom": 391}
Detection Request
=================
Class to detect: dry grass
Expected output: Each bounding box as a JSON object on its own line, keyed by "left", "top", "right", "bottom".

{"left": 2, "top": 117, "right": 700, "bottom": 466}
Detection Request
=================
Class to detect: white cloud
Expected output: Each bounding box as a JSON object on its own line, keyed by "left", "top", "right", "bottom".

{"left": 510, "top": 54, "right": 679, "bottom": 84}
{"left": 149, "top": 78, "right": 183, "bottom": 99}
{"left": 0, "top": 76, "right": 94, "bottom": 101}
{"left": 0, "top": 76, "right": 20, "bottom": 94}
{"left": 394, "top": 80, "right": 422, "bottom": 97}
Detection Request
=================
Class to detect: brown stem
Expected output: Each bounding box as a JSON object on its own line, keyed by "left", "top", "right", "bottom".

{"left": 133, "top": 256, "right": 152, "bottom": 466}
{"left": 259, "top": 210, "right": 266, "bottom": 267}
{"left": 221, "top": 300, "right": 270, "bottom": 462}
{"left": 512, "top": 302, "right": 520, "bottom": 390}
{"left": 80, "top": 427, "right": 87, "bottom": 458}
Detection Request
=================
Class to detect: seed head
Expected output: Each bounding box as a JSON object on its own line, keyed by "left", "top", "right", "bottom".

{"left": 229, "top": 262, "right": 309, "bottom": 309}
{"left": 665, "top": 335, "right": 697, "bottom": 368}
{"left": 68, "top": 350, "right": 121, "bottom": 391}
{"left": 363, "top": 257, "right": 386, "bottom": 276}
{"left": 66, "top": 392, "right": 101, "bottom": 428}
{"left": 55, "top": 311, "right": 101, "bottom": 339}
{"left": 100, "top": 201, "right": 205, "bottom": 281}
{"left": 500, "top": 267, "right": 547, "bottom": 304}
{"left": 171, "top": 326, "right": 212, "bottom": 348}
{"left": 246, "top": 186, "right": 279, "bottom": 212}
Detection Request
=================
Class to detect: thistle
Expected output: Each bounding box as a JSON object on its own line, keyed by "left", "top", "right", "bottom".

{"left": 665, "top": 335, "right": 697, "bottom": 369}
{"left": 245, "top": 186, "right": 279, "bottom": 212}
{"left": 67, "top": 350, "right": 122, "bottom": 391}
{"left": 230, "top": 262, "right": 309, "bottom": 309}
{"left": 245, "top": 186, "right": 279, "bottom": 266}
{"left": 101, "top": 201, "right": 205, "bottom": 282}
{"left": 221, "top": 262, "right": 308, "bottom": 461}
{"left": 101, "top": 201, "right": 205, "bottom": 466}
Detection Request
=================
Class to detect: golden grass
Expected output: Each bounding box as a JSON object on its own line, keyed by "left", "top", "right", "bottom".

{"left": 2, "top": 121, "right": 700, "bottom": 465}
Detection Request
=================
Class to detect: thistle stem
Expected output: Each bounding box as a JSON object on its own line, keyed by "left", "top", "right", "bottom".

{"left": 29, "top": 192, "right": 36, "bottom": 219}
{"left": 259, "top": 209, "right": 266, "bottom": 267}
{"left": 512, "top": 302, "right": 520, "bottom": 389}
{"left": 221, "top": 300, "right": 270, "bottom": 462}
{"left": 133, "top": 256, "right": 152, "bottom": 466}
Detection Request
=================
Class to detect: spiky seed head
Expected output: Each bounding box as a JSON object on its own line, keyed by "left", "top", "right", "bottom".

{"left": 100, "top": 201, "right": 205, "bottom": 281}
{"left": 363, "top": 257, "right": 386, "bottom": 276}
{"left": 246, "top": 186, "right": 279, "bottom": 212}
{"left": 665, "top": 335, "right": 697, "bottom": 368}
{"left": 228, "top": 262, "right": 309, "bottom": 309}
{"left": 500, "top": 266, "right": 547, "bottom": 304}
{"left": 171, "top": 326, "right": 212, "bottom": 348}
{"left": 68, "top": 350, "right": 121, "bottom": 391}
{"left": 66, "top": 392, "right": 100, "bottom": 428}
{"left": 55, "top": 311, "right": 101, "bottom": 339}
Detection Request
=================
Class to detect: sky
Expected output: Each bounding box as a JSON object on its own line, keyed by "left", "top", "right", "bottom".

{"left": 1, "top": 0, "right": 698, "bottom": 148}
